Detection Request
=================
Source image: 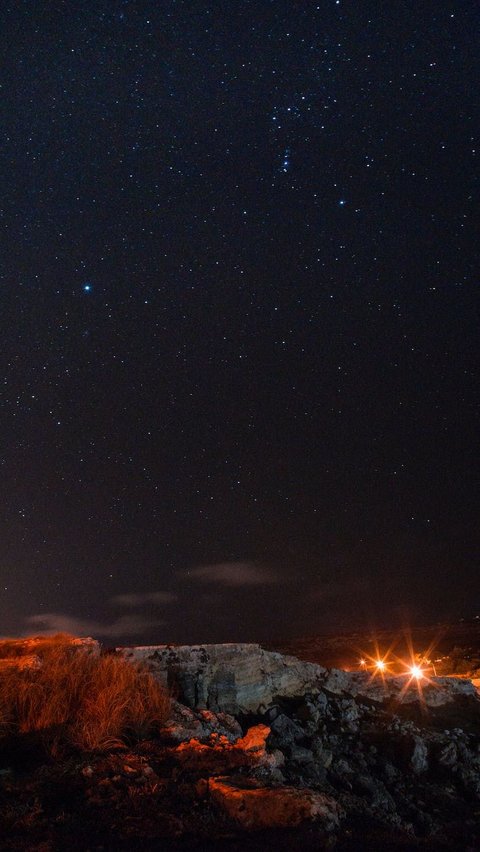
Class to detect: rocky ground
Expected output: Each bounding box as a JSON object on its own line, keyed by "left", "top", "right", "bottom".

{"left": 1, "top": 642, "right": 480, "bottom": 850}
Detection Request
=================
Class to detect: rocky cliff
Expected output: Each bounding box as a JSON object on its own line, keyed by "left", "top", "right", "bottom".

{"left": 117, "top": 641, "right": 477, "bottom": 714}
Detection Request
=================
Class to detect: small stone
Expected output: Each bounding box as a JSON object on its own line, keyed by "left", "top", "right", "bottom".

{"left": 319, "top": 749, "right": 333, "bottom": 769}
{"left": 411, "top": 737, "right": 428, "bottom": 775}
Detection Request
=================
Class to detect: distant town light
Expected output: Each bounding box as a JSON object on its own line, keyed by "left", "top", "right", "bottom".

{"left": 409, "top": 664, "right": 424, "bottom": 679}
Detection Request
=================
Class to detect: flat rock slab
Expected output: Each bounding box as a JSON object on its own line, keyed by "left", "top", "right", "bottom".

{"left": 208, "top": 776, "right": 341, "bottom": 830}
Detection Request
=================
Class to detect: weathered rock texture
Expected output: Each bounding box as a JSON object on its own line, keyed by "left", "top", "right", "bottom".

{"left": 118, "top": 643, "right": 327, "bottom": 714}
{"left": 208, "top": 776, "right": 341, "bottom": 830}
{"left": 173, "top": 723, "right": 272, "bottom": 773}
{"left": 117, "top": 642, "right": 477, "bottom": 714}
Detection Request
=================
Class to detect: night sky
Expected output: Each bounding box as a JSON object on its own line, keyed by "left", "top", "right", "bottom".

{"left": 1, "top": 1, "right": 478, "bottom": 645}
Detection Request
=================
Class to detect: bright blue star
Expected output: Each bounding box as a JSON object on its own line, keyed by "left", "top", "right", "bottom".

{"left": 83, "top": 283, "right": 92, "bottom": 292}
{"left": 338, "top": 199, "right": 346, "bottom": 206}
{"left": 281, "top": 147, "right": 291, "bottom": 173}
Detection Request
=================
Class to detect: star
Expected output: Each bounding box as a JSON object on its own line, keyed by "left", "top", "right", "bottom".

{"left": 281, "top": 147, "right": 291, "bottom": 172}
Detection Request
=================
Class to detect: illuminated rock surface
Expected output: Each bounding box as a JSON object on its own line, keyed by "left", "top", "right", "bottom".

{"left": 208, "top": 775, "right": 341, "bottom": 830}
{"left": 173, "top": 723, "right": 272, "bottom": 773}
{"left": 118, "top": 642, "right": 327, "bottom": 713}
{"left": 161, "top": 701, "right": 243, "bottom": 744}
{"left": 118, "top": 642, "right": 477, "bottom": 713}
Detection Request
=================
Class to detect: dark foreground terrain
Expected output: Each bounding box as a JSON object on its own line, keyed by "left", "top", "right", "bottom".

{"left": 1, "top": 738, "right": 454, "bottom": 852}
{"left": 1, "top": 633, "right": 479, "bottom": 850}
{"left": 2, "top": 690, "right": 480, "bottom": 850}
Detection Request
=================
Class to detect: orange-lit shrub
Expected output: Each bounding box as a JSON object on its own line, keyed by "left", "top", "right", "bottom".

{"left": 0, "top": 636, "right": 170, "bottom": 754}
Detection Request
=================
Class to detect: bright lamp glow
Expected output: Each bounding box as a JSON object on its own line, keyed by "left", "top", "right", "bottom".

{"left": 409, "top": 664, "right": 424, "bottom": 679}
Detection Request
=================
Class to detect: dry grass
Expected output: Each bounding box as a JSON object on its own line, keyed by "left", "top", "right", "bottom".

{"left": 0, "top": 636, "right": 170, "bottom": 754}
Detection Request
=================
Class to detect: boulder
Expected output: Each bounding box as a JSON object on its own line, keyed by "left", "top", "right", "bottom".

{"left": 410, "top": 737, "right": 429, "bottom": 775}
{"left": 208, "top": 775, "right": 341, "bottom": 830}
{"left": 268, "top": 713, "right": 306, "bottom": 747}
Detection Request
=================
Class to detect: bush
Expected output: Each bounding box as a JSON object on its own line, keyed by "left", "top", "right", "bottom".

{"left": 0, "top": 636, "right": 170, "bottom": 754}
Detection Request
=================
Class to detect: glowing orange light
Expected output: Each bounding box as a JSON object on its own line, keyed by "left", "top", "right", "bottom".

{"left": 409, "top": 664, "right": 424, "bottom": 679}
{"left": 375, "top": 659, "right": 386, "bottom": 671}
{"left": 359, "top": 658, "right": 366, "bottom": 667}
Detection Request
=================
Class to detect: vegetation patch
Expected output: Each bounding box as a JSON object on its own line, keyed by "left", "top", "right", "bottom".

{"left": 0, "top": 634, "right": 170, "bottom": 756}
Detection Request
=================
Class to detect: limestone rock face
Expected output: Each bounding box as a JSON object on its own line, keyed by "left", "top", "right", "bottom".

{"left": 117, "top": 643, "right": 327, "bottom": 714}
{"left": 208, "top": 776, "right": 341, "bottom": 830}
{"left": 117, "top": 642, "right": 478, "bottom": 714}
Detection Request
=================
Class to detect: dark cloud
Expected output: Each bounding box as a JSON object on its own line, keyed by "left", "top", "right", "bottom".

{"left": 25, "top": 612, "right": 165, "bottom": 639}
{"left": 188, "top": 561, "right": 278, "bottom": 587}
{"left": 110, "top": 591, "right": 176, "bottom": 607}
